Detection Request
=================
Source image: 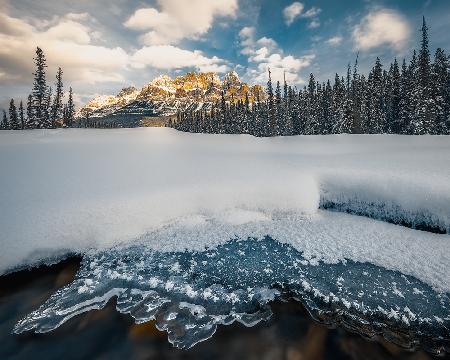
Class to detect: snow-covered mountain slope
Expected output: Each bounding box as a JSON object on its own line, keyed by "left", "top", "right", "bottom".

{"left": 77, "top": 71, "right": 265, "bottom": 125}
{"left": 0, "top": 129, "right": 449, "bottom": 293}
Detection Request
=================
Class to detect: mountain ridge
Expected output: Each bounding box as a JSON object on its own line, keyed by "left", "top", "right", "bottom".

{"left": 77, "top": 71, "right": 265, "bottom": 126}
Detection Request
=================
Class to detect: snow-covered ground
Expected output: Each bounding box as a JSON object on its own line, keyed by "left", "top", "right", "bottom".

{"left": 0, "top": 128, "right": 449, "bottom": 292}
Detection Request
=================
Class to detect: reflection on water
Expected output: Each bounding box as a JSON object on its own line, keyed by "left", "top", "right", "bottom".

{"left": 1, "top": 258, "right": 448, "bottom": 360}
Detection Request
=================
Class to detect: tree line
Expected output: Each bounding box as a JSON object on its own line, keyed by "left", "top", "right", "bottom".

{"left": 170, "top": 18, "right": 450, "bottom": 136}
{"left": 79, "top": 118, "right": 121, "bottom": 129}
{"left": 1, "top": 47, "right": 75, "bottom": 130}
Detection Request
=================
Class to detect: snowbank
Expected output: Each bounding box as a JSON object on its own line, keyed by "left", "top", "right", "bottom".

{"left": 0, "top": 128, "right": 449, "bottom": 290}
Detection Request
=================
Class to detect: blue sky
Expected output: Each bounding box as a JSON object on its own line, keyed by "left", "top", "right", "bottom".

{"left": 0, "top": 0, "right": 449, "bottom": 109}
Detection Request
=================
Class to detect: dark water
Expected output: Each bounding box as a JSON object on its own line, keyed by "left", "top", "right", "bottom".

{"left": 1, "top": 257, "right": 448, "bottom": 360}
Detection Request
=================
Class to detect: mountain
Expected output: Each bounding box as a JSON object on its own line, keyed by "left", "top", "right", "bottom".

{"left": 77, "top": 71, "right": 265, "bottom": 127}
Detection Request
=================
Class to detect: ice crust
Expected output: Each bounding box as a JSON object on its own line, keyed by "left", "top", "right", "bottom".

{"left": 14, "top": 238, "right": 450, "bottom": 352}
{"left": 0, "top": 128, "right": 449, "bottom": 292}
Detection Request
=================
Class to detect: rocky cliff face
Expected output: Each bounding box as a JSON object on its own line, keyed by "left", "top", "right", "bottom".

{"left": 78, "top": 71, "right": 265, "bottom": 126}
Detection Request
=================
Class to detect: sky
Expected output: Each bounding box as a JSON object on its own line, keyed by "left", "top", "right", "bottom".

{"left": 1, "top": 0, "right": 450, "bottom": 109}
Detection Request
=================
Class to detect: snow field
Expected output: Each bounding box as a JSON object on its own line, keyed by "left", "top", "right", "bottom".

{"left": 0, "top": 128, "right": 449, "bottom": 291}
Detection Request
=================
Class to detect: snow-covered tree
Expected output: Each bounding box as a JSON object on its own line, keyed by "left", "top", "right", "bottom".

{"left": 387, "top": 59, "right": 401, "bottom": 133}
{"left": 408, "top": 50, "right": 423, "bottom": 134}
{"left": 19, "top": 100, "right": 25, "bottom": 130}
{"left": 266, "top": 69, "right": 276, "bottom": 136}
{"left": 1, "top": 110, "right": 8, "bottom": 130}
{"left": 31, "top": 47, "right": 48, "bottom": 128}
{"left": 431, "top": 48, "right": 449, "bottom": 134}
{"left": 350, "top": 57, "right": 363, "bottom": 134}
{"left": 274, "top": 80, "right": 282, "bottom": 135}
{"left": 51, "top": 67, "right": 64, "bottom": 127}
{"left": 9, "top": 99, "right": 19, "bottom": 130}
{"left": 340, "top": 64, "right": 353, "bottom": 133}
{"left": 44, "top": 86, "right": 53, "bottom": 128}
{"left": 331, "top": 74, "right": 345, "bottom": 133}
{"left": 65, "top": 87, "right": 75, "bottom": 127}
{"left": 304, "top": 73, "right": 320, "bottom": 134}
{"left": 366, "top": 58, "right": 386, "bottom": 133}
{"left": 26, "top": 94, "right": 33, "bottom": 129}
{"left": 416, "top": 17, "right": 433, "bottom": 133}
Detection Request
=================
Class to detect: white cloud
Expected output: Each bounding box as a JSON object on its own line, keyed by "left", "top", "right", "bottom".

{"left": 0, "top": 9, "right": 231, "bottom": 97}
{"left": 307, "top": 19, "right": 320, "bottom": 29}
{"left": 239, "top": 26, "right": 257, "bottom": 55}
{"left": 0, "top": 13, "right": 129, "bottom": 85}
{"left": 44, "top": 20, "right": 92, "bottom": 44}
{"left": 283, "top": 2, "right": 304, "bottom": 26}
{"left": 256, "top": 37, "right": 278, "bottom": 50}
{"left": 124, "top": 0, "right": 238, "bottom": 45}
{"left": 250, "top": 47, "right": 271, "bottom": 62}
{"left": 239, "top": 28, "right": 280, "bottom": 57}
{"left": 124, "top": 8, "right": 172, "bottom": 31}
{"left": 238, "top": 26, "right": 314, "bottom": 85}
{"left": 303, "top": 7, "right": 321, "bottom": 18}
{"left": 239, "top": 26, "right": 256, "bottom": 40}
{"left": 326, "top": 36, "right": 343, "bottom": 46}
{"left": 283, "top": 2, "right": 322, "bottom": 26}
{"left": 249, "top": 53, "right": 315, "bottom": 86}
{"left": 64, "top": 13, "right": 91, "bottom": 22}
{"left": 130, "top": 45, "right": 229, "bottom": 73}
{"left": 352, "top": 9, "right": 411, "bottom": 51}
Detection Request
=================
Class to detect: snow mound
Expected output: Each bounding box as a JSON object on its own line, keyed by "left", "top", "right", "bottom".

{"left": 320, "top": 172, "right": 450, "bottom": 233}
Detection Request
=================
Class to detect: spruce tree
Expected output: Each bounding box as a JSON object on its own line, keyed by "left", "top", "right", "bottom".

{"left": 408, "top": 50, "right": 422, "bottom": 134}
{"left": 416, "top": 17, "right": 433, "bottom": 133}
{"left": 44, "top": 86, "right": 52, "bottom": 128}
{"left": 278, "top": 74, "right": 286, "bottom": 135}
{"left": 31, "top": 47, "right": 48, "bottom": 128}
{"left": 387, "top": 59, "right": 401, "bottom": 133}
{"left": 26, "top": 94, "right": 33, "bottom": 129}
{"left": 359, "top": 74, "right": 369, "bottom": 133}
{"left": 290, "top": 87, "right": 301, "bottom": 135}
{"left": 66, "top": 87, "right": 75, "bottom": 127}
{"left": 296, "top": 89, "right": 306, "bottom": 134}
{"left": 9, "top": 99, "right": 19, "bottom": 130}
{"left": 2, "top": 110, "right": 8, "bottom": 129}
{"left": 266, "top": 69, "right": 276, "bottom": 136}
{"left": 431, "top": 48, "right": 449, "bottom": 134}
{"left": 19, "top": 100, "right": 25, "bottom": 130}
{"left": 275, "top": 80, "right": 282, "bottom": 135}
{"left": 220, "top": 91, "right": 227, "bottom": 134}
{"left": 351, "top": 56, "right": 363, "bottom": 133}
{"left": 398, "top": 59, "right": 410, "bottom": 134}
{"left": 341, "top": 64, "right": 353, "bottom": 133}
{"left": 51, "top": 67, "right": 64, "bottom": 128}
{"left": 62, "top": 104, "right": 67, "bottom": 127}
{"left": 331, "top": 74, "right": 345, "bottom": 133}
{"left": 305, "top": 73, "right": 319, "bottom": 134}
{"left": 242, "top": 92, "right": 250, "bottom": 134}
{"left": 368, "top": 58, "right": 386, "bottom": 133}
{"left": 283, "top": 85, "right": 294, "bottom": 135}
{"left": 321, "top": 80, "right": 333, "bottom": 134}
